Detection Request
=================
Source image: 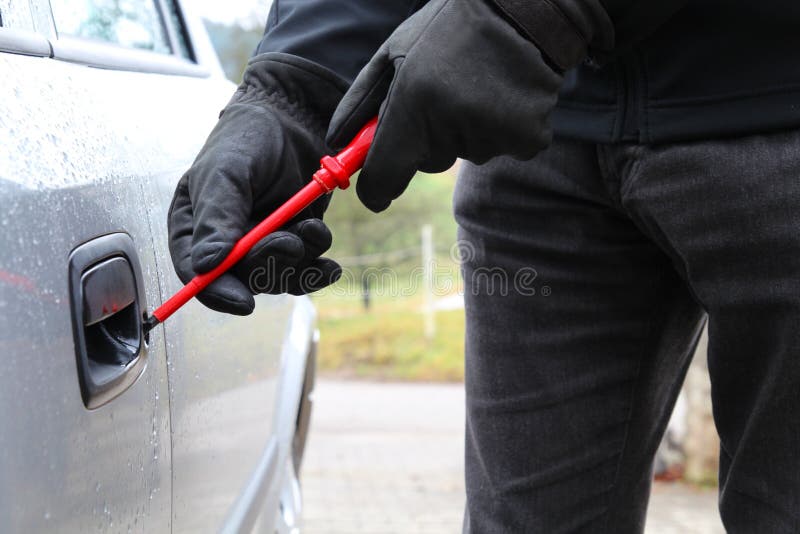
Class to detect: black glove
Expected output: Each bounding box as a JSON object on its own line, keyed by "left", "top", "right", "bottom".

{"left": 168, "top": 53, "right": 349, "bottom": 315}
{"left": 326, "top": 0, "right": 609, "bottom": 213}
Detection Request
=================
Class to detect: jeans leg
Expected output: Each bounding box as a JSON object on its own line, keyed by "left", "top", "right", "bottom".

{"left": 619, "top": 129, "right": 800, "bottom": 533}
{"left": 454, "top": 139, "right": 705, "bottom": 533}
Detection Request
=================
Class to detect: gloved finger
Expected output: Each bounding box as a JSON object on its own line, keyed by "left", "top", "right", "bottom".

{"left": 286, "top": 257, "right": 343, "bottom": 295}
{"left": 307, "top": 191, "right": 332, "bottom": 220}
{"left": 189, "top": 105, "right": 282, "bottom": 273}
{"left": 418, "top": 150, "right": 458, "bottom": 174}
{"left": 194, "top": 273, "right": 256, "bottom": 315}
{"left": 167, "top": 176, "right": 195, "bottom": 279}
{"left": 290, "top": 218, "right": 333, "bottom": 260}
{"left": 249, "top": 256, "right": 341, "bottom": 296}
{"left": 232, "top": 219, "right": 333, "bottom": 295}
{"left": 326, "top": 48, "right": 394, "bottom": 151}
{"left": 246, "top": 260, "right": 297, "bottom": 295}
{"left": 168, "top": 182, "right": 255, "bottom": 315}
{"left": 355, "top": 79, "right": 424, "bottom": 212}
{"left": 232, "top": 231, "right": 305, "bottom": 283}
{"left": 176, "top": 242, "right": 256, "bottom": 315}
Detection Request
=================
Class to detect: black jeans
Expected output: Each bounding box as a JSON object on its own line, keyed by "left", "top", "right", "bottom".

{"left": 454, "top": 130, "right": 800, "bottom": 533}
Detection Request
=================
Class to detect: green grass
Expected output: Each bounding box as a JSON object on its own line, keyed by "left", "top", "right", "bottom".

{"left": 312, "top": 261, "right": 466, "bottom": 382}
{"left": 314, "top": 167, "right": 465, "bottom": 381}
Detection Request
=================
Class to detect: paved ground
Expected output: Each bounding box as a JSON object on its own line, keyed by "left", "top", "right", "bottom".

{"left": 301, "top": 380, "right": 724, "bottom": 534}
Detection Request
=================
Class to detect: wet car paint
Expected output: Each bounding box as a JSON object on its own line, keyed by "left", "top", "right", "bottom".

{"left": 0, "top": 4, "right": 315, "bottom": 531}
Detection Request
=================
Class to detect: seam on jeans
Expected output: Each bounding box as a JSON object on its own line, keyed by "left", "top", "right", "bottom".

{"left": 465, "top": 416, "right": 500, "bottom": 497}
{"left": 632, "top": 213, "right": 702, "bottom": 305}
{"left": 470, "top": 376, "right": 637, "bottom": 415}
{"left": 617, "top": 145, "right": 645, "bottom": 201}
{"left": 595, "top": 145, "right": 624, "bottom": 210}
{"left": 598, "top": 266, "right": 667, "bottom": 533}
{"left": 729, "top": 486, "right": 800, "bottom": 528}
{"left": 498, "top": 447, "right": 623, "bottom": 495}
{"left": 616, "top": 151, "right": 705, "bottom": 305}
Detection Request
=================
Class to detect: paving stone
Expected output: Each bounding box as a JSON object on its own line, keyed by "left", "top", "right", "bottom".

{"left": 301, "top": 380, "right": 724, "bottom": 534}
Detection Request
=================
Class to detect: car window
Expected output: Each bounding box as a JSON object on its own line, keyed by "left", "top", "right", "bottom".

{"left": 0, "top": 1, "right": 52, "bottom": 57}
{"left": 0, "top": 0, "right": 35, "bottom": 31}
{"left": 163, "top": 0, "right": 193, "bottom": 60}
{"left": 49, "top": 0, "right": 171, "bottom": 54}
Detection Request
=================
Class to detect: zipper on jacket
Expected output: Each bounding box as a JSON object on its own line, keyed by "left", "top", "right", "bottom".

{"left": 619, "top": 52, "right": 643, "bottom": 142}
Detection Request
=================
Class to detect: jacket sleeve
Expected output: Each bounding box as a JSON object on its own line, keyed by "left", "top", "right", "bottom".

{"left": 256, "top": 0, "right": 427, "bottom": 84}
{"left": 486, "top": 0, "right": 688, "bottom": 71}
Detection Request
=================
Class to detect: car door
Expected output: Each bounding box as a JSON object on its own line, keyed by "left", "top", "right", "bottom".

{"left": 47, "top": 0, "right": 304, "bottom": 531}
{"left": 131, "top": 5, "right": 306, "bottom": 532}
{"left": 1, "top": 0, "right": 308, "bottom": 530}
{"left": 0, "top": 1, "right": 176, "bottom": 531}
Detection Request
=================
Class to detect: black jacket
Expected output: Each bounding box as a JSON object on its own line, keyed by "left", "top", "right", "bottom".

{"left": 258, "top": 0, "right": 800, "bottom": 144}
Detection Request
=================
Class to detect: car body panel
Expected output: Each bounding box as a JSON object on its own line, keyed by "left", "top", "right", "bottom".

{"left": 0, "top": 1, "right": 316, "bottom": 529}
{"left": 0, "top": 51, "right": 175, "bottom": 531}
{"left": 143, "top": 156, "right": 314, "bottom": 533}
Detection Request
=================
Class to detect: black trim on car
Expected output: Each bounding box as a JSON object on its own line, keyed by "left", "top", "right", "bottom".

{"left": 68, "top": 233, "right": 149, "bottom": 410}
{"left": 155, "top": 0, "right": 197, "bottom": 63}
{"left": 292, "top": 329, "right": 318, "bottom": 474}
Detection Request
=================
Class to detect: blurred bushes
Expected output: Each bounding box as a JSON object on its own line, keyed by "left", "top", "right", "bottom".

{"left": 203, "top": 19, "right": 263, "bottom": 82}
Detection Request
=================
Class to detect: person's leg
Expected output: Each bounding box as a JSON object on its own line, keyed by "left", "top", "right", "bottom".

{"left": 454, "top": 139, "right": 706, "bottom": 533}
{"left": 617, "top": 129, "right": 800, "bottom": 533}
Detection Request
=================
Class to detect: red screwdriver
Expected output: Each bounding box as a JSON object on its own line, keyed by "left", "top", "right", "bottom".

{"left": 143, "top": 117, "right": 378, "bottom": 333}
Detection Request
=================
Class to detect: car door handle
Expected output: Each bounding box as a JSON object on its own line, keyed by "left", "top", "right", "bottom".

{"left": 68, "top": 233, "right": 148, "bottom": 409}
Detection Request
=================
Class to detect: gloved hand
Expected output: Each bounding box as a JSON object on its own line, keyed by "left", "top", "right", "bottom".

{"left": 326, "top": 0, "right": 603, "bottom": 213}
{"left": 168, "top": 53, "right": 349, "bottom": 315}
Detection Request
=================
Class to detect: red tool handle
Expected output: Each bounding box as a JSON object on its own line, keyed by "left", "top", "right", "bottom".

{"left": 145, "top": 117, "right": 378, "bottom": 331}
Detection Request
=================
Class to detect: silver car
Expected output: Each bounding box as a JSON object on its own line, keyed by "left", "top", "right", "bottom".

{"left": 0, "top": 1, "right": 316, "bottom": 532}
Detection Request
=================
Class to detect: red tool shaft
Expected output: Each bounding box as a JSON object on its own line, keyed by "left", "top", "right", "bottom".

{"left": 147, "top": 117, "right": 378, "bottom": 329}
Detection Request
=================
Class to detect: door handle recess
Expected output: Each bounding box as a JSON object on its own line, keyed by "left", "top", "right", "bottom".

{"left": 69, "top": 233, "right": 148, "bottom": 409}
